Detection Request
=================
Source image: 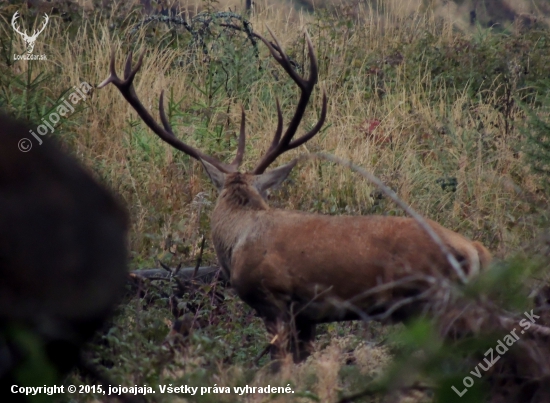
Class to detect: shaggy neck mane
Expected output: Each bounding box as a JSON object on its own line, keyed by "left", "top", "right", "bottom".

{"left": 219, "top": 174, "right": 268, "bottom": 211}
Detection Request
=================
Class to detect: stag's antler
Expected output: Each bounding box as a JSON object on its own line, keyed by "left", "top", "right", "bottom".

{"left": 99, "top": 28, "right": 326, "bottom": 174}
{"left": 252, "top": 27, "right": 327, "bottom": 174}
{"left": 98, "top": 51, "right": 244, "bottom": 173}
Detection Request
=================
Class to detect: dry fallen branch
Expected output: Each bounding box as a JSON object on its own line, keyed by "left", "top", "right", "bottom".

{"left": 129, "top": 12, "right": 260, "bottom": 59}
{"left": 129, "top": 265, "right": 220, "bottom": 283}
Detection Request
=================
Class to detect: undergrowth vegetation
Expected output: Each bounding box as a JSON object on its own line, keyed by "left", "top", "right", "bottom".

{"left": 1, "top": 0, "right": 550, "bottom": 402}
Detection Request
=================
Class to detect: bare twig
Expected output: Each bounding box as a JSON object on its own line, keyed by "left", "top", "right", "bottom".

{"left": 368, "top": 287, "right": 438, "bottom": 322}
{"left": 498, "top": 314, "right": 550, "bottom": 337}
{"left": 347, "top": 275, "right": 437, "bottom": 305}
{"left": 173, "top": 262, "right": 183, "bottom": 276}
{"left": 129, "top": 12, "right": 260, "bottom": 59}
{"left": 192, "top": 236, "right": 206, "bottom": 280}
{"left": 158, "top": 260, "right": 172, "bottom": 273}
{"left": 253, "top": 335, "right": 283, "bottom": 366}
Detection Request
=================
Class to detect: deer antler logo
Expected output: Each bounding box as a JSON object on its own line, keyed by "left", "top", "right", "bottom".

{"left": 11, "top": 12, "right": 49, "bottom": 55}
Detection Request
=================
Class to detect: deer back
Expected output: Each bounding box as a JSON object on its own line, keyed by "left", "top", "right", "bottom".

{"left": 206, "top": 169, "right": 491, "bottom": 323}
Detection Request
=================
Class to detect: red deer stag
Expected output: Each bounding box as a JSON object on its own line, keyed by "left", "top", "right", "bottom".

{"left": 99, "top": 28, "right": 491, "bottom": 363}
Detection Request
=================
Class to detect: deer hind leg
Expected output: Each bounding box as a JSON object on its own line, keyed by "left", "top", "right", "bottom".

{"left": 290, "top": 318, "right": 316, "bottom": 363}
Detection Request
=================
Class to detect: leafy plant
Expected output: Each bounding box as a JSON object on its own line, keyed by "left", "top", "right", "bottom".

{"left": 520, "top": 83, "right": 550, "bottom": 193}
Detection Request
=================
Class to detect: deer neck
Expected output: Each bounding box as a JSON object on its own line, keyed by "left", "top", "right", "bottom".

{"left": 210, "top": 179, "right": 270, "bottom": 277}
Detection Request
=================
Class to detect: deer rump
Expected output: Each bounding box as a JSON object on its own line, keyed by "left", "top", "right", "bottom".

{"left": 222, "top": 211, "right": 490, "bottom": 325}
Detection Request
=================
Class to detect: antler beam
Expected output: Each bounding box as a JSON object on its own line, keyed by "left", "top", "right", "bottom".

{"left": 252, "top": 27, "right": 327, "bottom": 174}
{"left": 98, "top": 51, "right": 244, "bottom": 173}
{"left": 99, "top": 27, "right": 325, "bottom": 176}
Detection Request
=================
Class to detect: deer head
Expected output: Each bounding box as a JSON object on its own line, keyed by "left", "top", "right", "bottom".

{"left": 98, "top": 27, "right": 326, "bottom": 201}
{"left": 11, "top": 12, "right": 49, "bottom": 54}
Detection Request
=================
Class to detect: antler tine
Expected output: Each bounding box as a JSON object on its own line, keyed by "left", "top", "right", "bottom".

{"left": 268, "top": 98, "right": 283, "bottom": 153}
{"left": 158, "top": 91, "right": 178, "bottom": 137}
{"left": 301, "top": 29, "right": 319, "bottom": 88}
{"left": 252, "top": 29, "right": 326, "bottom": 174}
{"left": 229, "top": 106, "right": 247, "bottom": 169}
{"left": 258, "top": 26, "right": 306, "bottom": 89}
{"left": 288, "top": 91, "right": 327, "bottom": 149}
{"left": 97, "top": 49, "right": 122, "bottom": 89}
{"left": 99, "top": 50, "right": 235, "bottom": 173}
{"left": 124, "top": 51, "right": 138, "bottom": 80}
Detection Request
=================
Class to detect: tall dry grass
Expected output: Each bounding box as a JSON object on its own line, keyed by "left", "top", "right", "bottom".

{"left": 2, "top": 0, "right": 546, "bottom": 263}
{"left": 2, "top": 1, "right": 550, "bottom": 400}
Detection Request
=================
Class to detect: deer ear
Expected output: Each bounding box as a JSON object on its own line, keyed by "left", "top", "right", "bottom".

{"left": 253, "top": 160, "right": 297, "bottom": 196}
{"left": 200, "top": 159, "right": 226, "bottom": 191}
